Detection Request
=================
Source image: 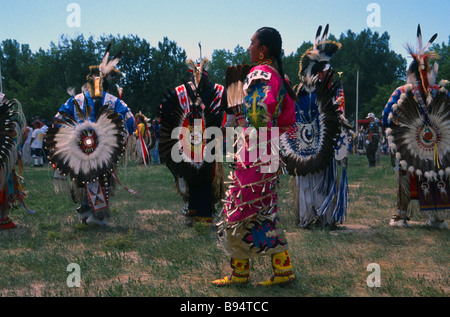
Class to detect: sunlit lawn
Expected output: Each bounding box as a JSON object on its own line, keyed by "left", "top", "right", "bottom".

{"left": 0, "top": 155, "right": 448, "bottom": 297}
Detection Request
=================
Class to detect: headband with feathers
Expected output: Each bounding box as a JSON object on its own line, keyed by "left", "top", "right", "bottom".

{"left": 405, "top": 24, "right": 439, "bottom": 96}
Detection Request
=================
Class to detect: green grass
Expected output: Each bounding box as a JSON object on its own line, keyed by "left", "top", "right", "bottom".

{"left": 0, "top": 155, "right": 448, "bottom": 297}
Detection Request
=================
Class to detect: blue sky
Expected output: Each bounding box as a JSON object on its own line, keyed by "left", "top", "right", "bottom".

{"left": 0, "top": 0, "right": 449, "bottom": 62}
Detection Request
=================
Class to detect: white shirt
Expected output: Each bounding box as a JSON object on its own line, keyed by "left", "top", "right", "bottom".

{"left": 31, "top": 128, "right": 44, "bottom": 149}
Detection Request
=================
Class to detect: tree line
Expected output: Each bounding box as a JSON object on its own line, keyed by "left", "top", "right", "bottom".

{"left": 1, "top": 29, "right": 449, "bottom": 124}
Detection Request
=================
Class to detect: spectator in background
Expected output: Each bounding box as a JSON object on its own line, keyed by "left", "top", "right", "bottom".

{"left": 30, "top": 121, "right": 44, "bottom": 167}
{"left": 365, "top": 113, "right": 380, "bottom": 167}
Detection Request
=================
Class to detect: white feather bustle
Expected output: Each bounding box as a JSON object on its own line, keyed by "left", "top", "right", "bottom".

{"left": 53, "top": 115, "right": 121, "bottom": 178}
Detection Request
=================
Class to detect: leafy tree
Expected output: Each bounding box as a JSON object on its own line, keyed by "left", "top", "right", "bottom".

{"left": 283, "top": 41, "right": 313, "bottom": 88}
{"left": 330, "top": 29, "right": 406, "bottom": 122}
{"left": 1, "top": 28, "right": 409, "bottom": 126}
{"left": 208, "top": 45, "right": 250, "bottom": 85}
{"left": 432, "top": 35, "right": 450, "bottom": 84}
{"left": 147, "top": 37, "right": 188, "bottom": 118}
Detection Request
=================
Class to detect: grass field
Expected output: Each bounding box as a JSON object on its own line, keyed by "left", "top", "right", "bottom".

{"left": 0, "top": 154, "right": 448, "bottom": 297}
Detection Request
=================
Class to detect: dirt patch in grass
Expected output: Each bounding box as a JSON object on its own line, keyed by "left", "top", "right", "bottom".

{"left": 331, "top": 224, "right": 377, "bottom": 235}
{"left": 138, "top": 209, "right": 173, "bottom": 216}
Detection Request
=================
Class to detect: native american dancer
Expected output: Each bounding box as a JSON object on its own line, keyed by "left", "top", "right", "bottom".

{"left": 213, "top": 27, "right": 296, "bottom": 287}
{"left": 0, "top": 93, "right": 34, "bottom": 229}
{"left": 45, "top": 44, "right": 135, "bottom": 228}
{"left": 383, "top": 25, "right": 449, "bottom": 229}
{"left": 280, "top": 25, "right": 350, "bottom": 229}
{"left": 131, "top": 111, "right": 155, "bottom": 166}
{"left": 159, "top": 58, "right": 226, "bottom": 226}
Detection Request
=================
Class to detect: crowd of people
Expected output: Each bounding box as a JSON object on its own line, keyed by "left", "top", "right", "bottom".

{"left": 0, "top": 24, "right": 448, "bottom": 288}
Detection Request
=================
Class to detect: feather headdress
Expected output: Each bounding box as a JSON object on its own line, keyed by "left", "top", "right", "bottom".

{"left": 298, "top": 24, "right": 341, "bottom": 91}
{"left": 187, "top": 58, "right": 210, "bottom": 90}
{"left": 405, "top": 24, "right": 439, "bottom": 97}
{"left": 87, "top": 42, "right": 124, "bottom": 98}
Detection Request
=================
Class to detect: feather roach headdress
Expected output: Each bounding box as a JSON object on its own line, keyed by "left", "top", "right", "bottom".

{"left": 298, "top": 24, "right": 341, "bottom": 92}
{"left": 186, "top": 58, "right": 210, "bottom": 92}
{"left": 86, "top": 42, "right": 124, "bottom": 98}
{"left": 405, "top": 24, "right": 439, "bottom": 98}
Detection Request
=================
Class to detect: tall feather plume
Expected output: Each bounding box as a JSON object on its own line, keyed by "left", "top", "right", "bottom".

{"left": 318, "top": 24, "right": 329, "bottom": 51}
{"left": 99, "top": 42, "right": 124, "bottom": 79}
{"left": 314, "top": 25, "right": 322, "bottom": 49}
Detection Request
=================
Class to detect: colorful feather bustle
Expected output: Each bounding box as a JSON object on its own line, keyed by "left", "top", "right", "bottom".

{"left": 386, "top": 83, "right": 450, "bottom": 181}
{"left": 45, "top": 105, "right": 126, "bottom": 185}
{"left": 0, "top": 99, "right": 26, "bottom": 188}
{"left": 159, "top": 82, "right": 223, "bottom": 186}
{"left": 0, "top": 99, "right": 32, "bottom": 215}
{"left": 280, "top": 70, "right": 341, "bottom": 176}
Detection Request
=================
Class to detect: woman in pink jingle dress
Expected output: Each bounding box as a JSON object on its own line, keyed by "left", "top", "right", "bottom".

{"left": 213, "top": 27, "right": 296, "bottom": 287}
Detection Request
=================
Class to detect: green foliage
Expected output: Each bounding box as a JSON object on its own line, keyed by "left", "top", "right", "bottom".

{"left": 432, "top": 35, "right": 450, "bottom": 84}
{"left": 0, "top": 34, "right": 188, "bottom": 121}
{"left": 329, "top": 29, "right": 406, "bottom": 122}
{"left": 2, "top": 29, "right": 449, "bottom": 126}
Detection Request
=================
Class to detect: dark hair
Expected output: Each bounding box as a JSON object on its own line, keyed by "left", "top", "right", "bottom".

{"left": 255, "top": 27, "right": 297, "bottom": 100}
